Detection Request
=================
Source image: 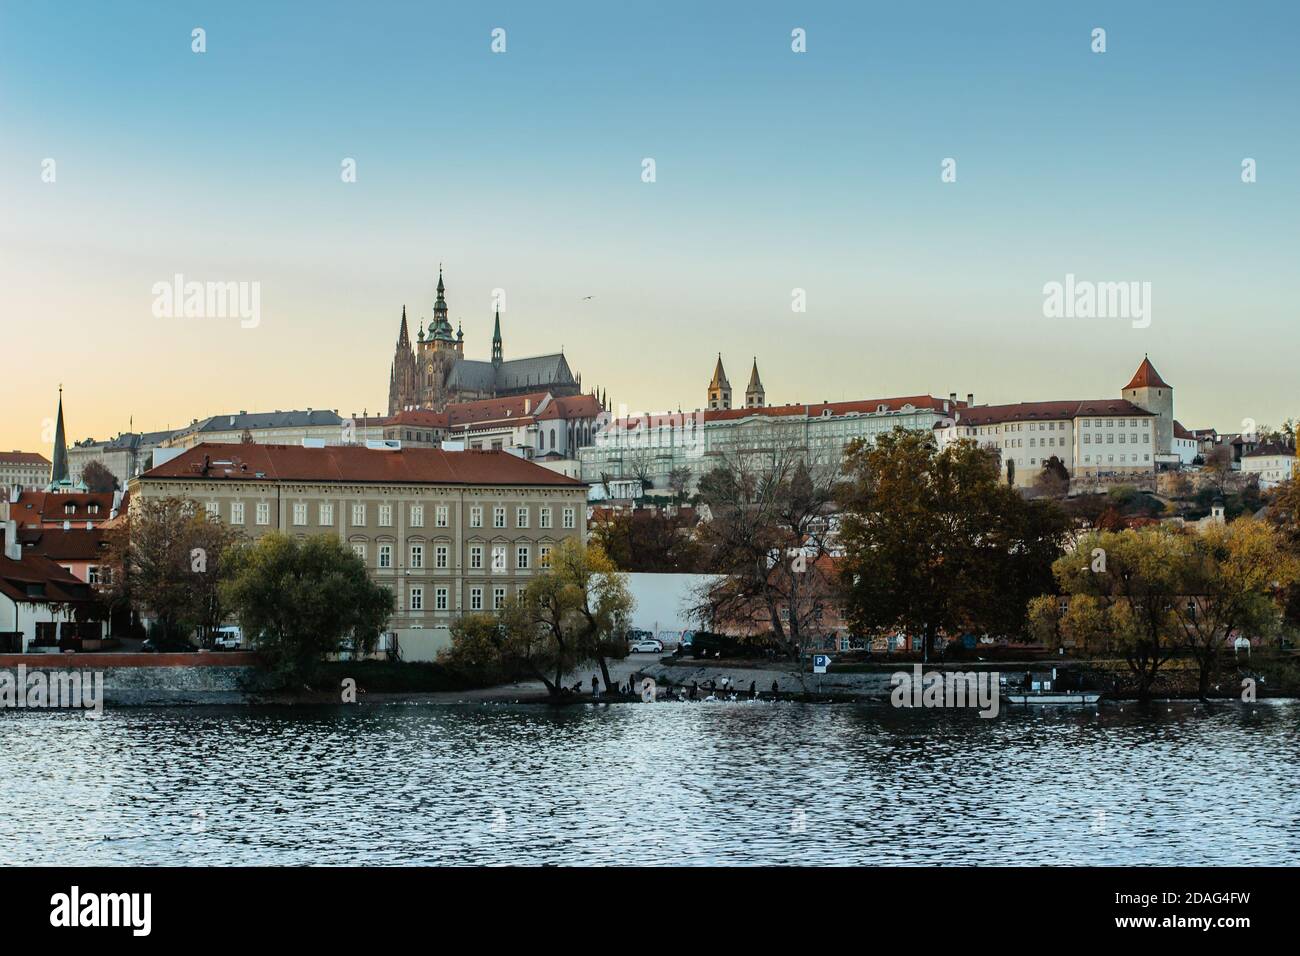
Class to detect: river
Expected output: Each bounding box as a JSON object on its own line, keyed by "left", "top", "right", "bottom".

{"left": 1, "top": 699, "right": 1295, "bottom": 865}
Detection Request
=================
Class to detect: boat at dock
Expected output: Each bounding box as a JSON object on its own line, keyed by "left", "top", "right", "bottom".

{"left": 1004, "top": 691, "right": 1101, "bottom": 705}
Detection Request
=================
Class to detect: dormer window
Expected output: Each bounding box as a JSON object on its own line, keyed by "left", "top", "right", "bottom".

{"left": 64, "top": 504, "right": 75, "bottom": 515}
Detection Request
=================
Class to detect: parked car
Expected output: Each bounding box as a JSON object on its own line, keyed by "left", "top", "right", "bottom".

{"left": 629, "top": 638, "right": 664, "bottom": 653}
{"left": 141, "top": 637, "right": 196, "bottom": 653}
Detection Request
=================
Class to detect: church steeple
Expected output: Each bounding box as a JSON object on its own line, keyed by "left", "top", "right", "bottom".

{"left": 397, "top": 305, "right": 410, "bottom": 349}
{"left": 745, "top": 357, "right": 765, "bottom": 408}
{"left": 491, "top": 309, "right": 503, "bottom": 367}
{"left": 707, "top": 354, "right": 732, "bottom": 411}
{"left": 50, "top": 385, "right": 69, "bottom": 488}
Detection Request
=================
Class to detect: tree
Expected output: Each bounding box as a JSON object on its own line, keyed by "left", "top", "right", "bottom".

{"left": 1029, "top": 527, "right": 1186, "bottom": 700}
{"left": 837, "top": 428, "right": 1069, "bottom": 661}
{"left": 442, "top": 605, "right": 555, "bottom": 687}
{"left": 103, "top": 496, "right": 239, "bottom": 643}
{"left": 1034, "top": 456, "right": 1070, "bottom": 498}
{"left": 188, "top": 512, "right": 242, "bottom": 647}
{"left": 692, "top": 443, "right": 839, "bottom": 659}
{"left": 589, "top": 508, "right": 702, "bottom": 572}
{"left": 220, "top": 533, "right": 394, "bottom": 680}
{"left": 520, "top": 539, "right": 633, "bottom": 695}
{"left": 667, "top": 466, "right": 693, "bottom": 502}
{"left": 80, "top": 460, "right": 119, "bottom": 493}
{"left": 1005, "top": 457, "right": 1015, "bottom": 487}
{"left": 1171, "top": 520, "right": 1300, "bottom": 698}
{"left": 1203, "top": 444, "right": 1235, "bottom": 498}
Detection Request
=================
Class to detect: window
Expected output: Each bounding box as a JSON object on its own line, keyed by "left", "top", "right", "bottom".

{"left": 539, "top": 544, "right": 553, "bottom": 567}
{"left": 409, "top": 587, "right": 423, "bottom": 611}
{"left": 256, "top": 502, "right": 270, "bottom": 526}
{"left": 231, "top": 502, "right": 245, "bottom": 524}
{"left": 435, "top": 544, "right": 449, "bottom": 569}
{"left": 493, "top": 586, "right": 506, "bottom": 610}
{"left": 540, "top": 508, "right": 552, "bottom": 529}
{"left": 470, "top": 545, "right": 483, "bottom": 570}
{"left": 410, "top": 544, "right": 424, "bottom": 569}
{"left": 562, "top": 507, "right": 576, "bottom": 529}
{"left": 379, "top": 504, "right": 393, "bottom": 527}
{"left": 493, "top": 506, "right": 506, "bottom": 528}
{"left": 351, "top": 543, "right": 366, "bottom": 561}
{"left": 205, "top": 501, "right": 219, "bottom": 518}
{"left": 516, "top": 506, "right": 529, "bottom": 528}
{"left": 435, "top": 587, "right": 448, "bottom": 611}
{"left": 492, "top": 545, "right": 507, "bottom": 573}
{"left": 470, "top": 587, "right": 483, "bottom": 611}
{"left": 470, "top": 506, "right": 483, "bottom": 528}
{"left": 379, "top": 544, "right": 392, "bottom": 569}
{"left": 516, "top": 545, "right": 530, "bottom": 569}
{"left": 292, "top": 502, "right": 307, "bottom": 525}
{"left": 411, "top": 505, "right": 424, "bottom": 528}
{"left": 319, "top": 503, "right": 334, "bottom": 526}
{"left": 352, "top": 504, "right": 366, "bottom": 526}
{"left": 87, "top": 566, "right": 101, "bottom": 585}
{"left": 435, "top": 505, "right": 448, "bottom": 528}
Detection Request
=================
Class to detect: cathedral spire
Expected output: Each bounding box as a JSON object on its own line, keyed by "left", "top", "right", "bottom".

{"left": 492, "top": 308, "right": 503, "bottom": 367}
{"left": 707, "top": 354, "right": 732, "bottom": 411}
{"left": 50, "top": 385, "right": 69, "bottom": 488}
{"left": 745, "top": 357, "right": 765, "bottom": 408}
{"left": 397, "top": 305, "right": 410, "bottom": 349}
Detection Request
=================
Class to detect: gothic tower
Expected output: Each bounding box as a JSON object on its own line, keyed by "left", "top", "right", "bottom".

{"left": 744, "top": 358, "right": 765, "bottom": 408}
{"left": 49, "top": 385, "right": 69, "bottom": 488}
{"left": 1122, "top": 355, "right": 1174, "bottom": 457}
{"left": 707, "top": 354, "right": 732, "bottom": 410}
{"left": 387, "top": 305, "right": 418, "bottom": 416}
{"left": 491, "top": 309, "right": 503, "bottom": 367}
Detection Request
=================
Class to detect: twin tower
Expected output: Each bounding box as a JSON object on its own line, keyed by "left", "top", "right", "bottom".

{"left": 707, "top": 355, "right": 764, "bottom": 411}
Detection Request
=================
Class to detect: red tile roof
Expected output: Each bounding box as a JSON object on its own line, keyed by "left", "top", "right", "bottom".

{"left": 138, "top": 442, "right": 585, "bottom": 487}
{"left": 536, "top": 393, "right": 602, "bottom": 421}
{"left": 0, "top": 450, "right": 51, "bottom": 466}
{"left": 1243, "top": 442, "right": 1295, "bottom": 459}
{"left": 17, "top": 527, "right": 110, "bottom": 562}
{"left": 955, "top": 399, "right": 1154, "bottom": 427}
{"left": 4, "top": 491, "right": 119, "bottom": 526}
{"left": 0, "top": 530, "right": 96, "bottom": 605}
{"left": 1123, "top": 357, "right": 1171, "bottom": 390}
{"left": 704, "top": 395, "right": 954, "bottom": 423}
{"left": 1173, "top": 420, "right": 1195, "bottom": 440}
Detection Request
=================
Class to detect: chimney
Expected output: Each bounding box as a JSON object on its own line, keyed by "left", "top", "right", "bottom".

{"left": 949, "top": 392, "right": 957, "bottom": 404}
{"left": 3, "top": 519, "right": 19, "bottom": 560}
{"left": 967, "top": 393, "right": 974, "bottom": 406}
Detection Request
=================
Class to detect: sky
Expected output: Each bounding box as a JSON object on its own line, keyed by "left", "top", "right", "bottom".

{"left": 1, "top": 0, "right": 1297, "bottom": 455}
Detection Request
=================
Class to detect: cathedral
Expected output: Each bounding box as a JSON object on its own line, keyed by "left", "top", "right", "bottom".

{"left": 387, "top": 269, "right": 583, "bottom": 415}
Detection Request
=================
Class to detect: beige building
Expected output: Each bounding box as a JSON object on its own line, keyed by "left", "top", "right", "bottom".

{"left": 0, "top": 451, "right": 51, "bottom": 494}
{"left": 1241, "top": 442, "right": 1295, "bottom": 489}
{"left": 161, "top": 409, "right": 349, "bottom": 450}
{"left": 936, "top": 398, "right": 1157, "bottom": 488}
{"left": 131, "top": 442, "right": 588, "bottom": 660}
{"left": 68, "top": 430, "right": 175, "bottom": 489}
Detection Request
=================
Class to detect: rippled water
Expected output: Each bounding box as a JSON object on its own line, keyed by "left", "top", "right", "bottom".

{"left": 1, "top": 700, "right": 1296, "bottom": 865}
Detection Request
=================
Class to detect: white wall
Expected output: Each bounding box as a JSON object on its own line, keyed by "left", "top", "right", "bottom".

{"left": 625, "top": 573, "right": 722, "bottom": 639}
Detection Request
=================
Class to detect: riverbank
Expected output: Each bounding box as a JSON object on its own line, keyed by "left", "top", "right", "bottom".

{"left": 4, "top": 651, "right": 1296, "bottom": 706}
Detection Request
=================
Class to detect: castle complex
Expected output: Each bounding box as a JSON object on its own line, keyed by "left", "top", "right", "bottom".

{"left": 387, "top": 269, "right": 583, "bottom": 415}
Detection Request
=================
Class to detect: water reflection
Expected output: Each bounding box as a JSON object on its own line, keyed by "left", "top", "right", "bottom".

{"left": 1, "top": 700, "right": 1295, "bottom": 865}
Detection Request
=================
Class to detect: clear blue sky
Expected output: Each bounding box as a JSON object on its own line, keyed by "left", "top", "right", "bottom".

{"left": 1, "top": 0, "right": 1296, "bottom": 449}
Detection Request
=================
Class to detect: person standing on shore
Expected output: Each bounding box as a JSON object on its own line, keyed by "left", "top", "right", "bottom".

{"left": 771, "top": 679, "right": 779, "bottom": 700}
{"left": 749, "top": 680, "right": 756, "bottom": 700}
{"left": 591, "top": 674, "right": 600, "bottom": 697}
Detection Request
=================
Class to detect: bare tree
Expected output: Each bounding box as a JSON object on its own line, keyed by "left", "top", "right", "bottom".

{"left": 691, "top": 440, "right": 839, "bottom": 661}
